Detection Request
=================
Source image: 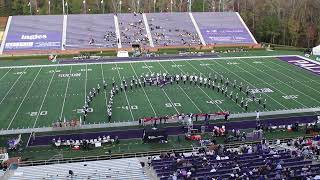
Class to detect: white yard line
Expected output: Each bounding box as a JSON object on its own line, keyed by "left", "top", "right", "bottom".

{"left": 142, "top": 61, "right": 180, "bottom": 114}
{"left": 205, "top": 59, "right": 289, "bottom": 110}
{"left": 239, "top": 59, "right": 316, "bottom": 107}
{"left": 26, "top": 66, "right": 58, "bottom": 147}
{"left": 0, "top": 55, "right": 301, "bottom": 70}
{"left": 194, "top": 59, "right": 268, "bottom": 111}
{"left": 0, "top": 67, "right": 27, "bottom": 105}
{"left": 157, "top": 61, "right": 202, "bottom": 113}
{"left": 231, "top": 59, "right": 306, "bottom": 108}
{"left": 85, "top": 64, "right": 88, "bottom": 103}
{"left": 115, "top": 64, "right": 135, "bottom": 121}
{"left": 171, "top": 60, "right": 225, "bottom": 111}
{"left": 100, "top": 64, "right": 108, "bottom": 106}
{"left": 7, "top": 67, "right": 43, "bottom": 130}
{"left": 59, "top": 66, "right": 73, "bottom": 120}
{"left": 129, "top": 63, "right": 157, "bottom": 116}
{"left": 0, "top": 68, "right": 12, "bottom": 81}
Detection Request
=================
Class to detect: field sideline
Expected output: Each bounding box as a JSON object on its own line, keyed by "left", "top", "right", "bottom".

{"left": 0, "top": 55, "right": 319, "bottom": 131}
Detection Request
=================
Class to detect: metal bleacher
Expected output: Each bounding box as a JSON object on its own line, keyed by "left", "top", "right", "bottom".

{"left": 147, "top": 12, "right": 201, "bottom": 47}
{"left": 66, "top": 14, "right": 117, "bottom": 49}
{"left": 8, "top": 157, "right": 149, "bottom": 180}
{"left": 1, "top": 12, "right": 257, "bottom": 54}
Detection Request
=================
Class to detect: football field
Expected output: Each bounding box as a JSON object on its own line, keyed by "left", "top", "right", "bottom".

{"left": 0, "top": 55, "right": 320, "bottom": 130}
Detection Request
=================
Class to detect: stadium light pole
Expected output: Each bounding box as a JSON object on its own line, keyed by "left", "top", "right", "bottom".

{"left": 62, "top": 0, "right": 65, "bottom": 14}
{"left": 188, "top": 0, "right": 192, "bottom": 12}
{"left": 65, "top": 1, "right": 69, "bottom": 15}
{"left": 101, "top": 0, "right": 105, "bottom": 14}
{"left": 28, "top": 1, "right": 32, "bottom": 15}
{"left": 202, "top": 0, "right": 205, "bottom": 12}
{"left": 48, "top": 0, "right": 51, "bottom": 15}
{"left": 83, "top": 0, "right": 86, "bottom": 14}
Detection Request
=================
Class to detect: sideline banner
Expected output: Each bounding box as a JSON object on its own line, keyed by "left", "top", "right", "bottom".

{"left": 4, "top": 32, "right": 62, "bottom": 50}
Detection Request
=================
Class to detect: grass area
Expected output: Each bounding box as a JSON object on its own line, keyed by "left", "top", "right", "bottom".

{"left": 0, "top": 55, "right": 319, "bottom": 130}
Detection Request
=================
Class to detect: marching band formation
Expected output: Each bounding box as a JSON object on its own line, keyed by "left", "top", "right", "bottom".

{"left": 81, "top": 72, "right": 267, "bottom": 124}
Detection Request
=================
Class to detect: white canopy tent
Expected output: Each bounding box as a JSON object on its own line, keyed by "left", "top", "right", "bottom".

{"left": 313, "top": 45, "right": 320, "bottom": 56}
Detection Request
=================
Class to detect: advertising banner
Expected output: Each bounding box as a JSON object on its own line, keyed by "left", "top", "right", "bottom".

{"left": 4, "top": 32, "right": 62, "bottom": 50}
{"left": 201, "top": 28, "right": 254, "bottom": 44}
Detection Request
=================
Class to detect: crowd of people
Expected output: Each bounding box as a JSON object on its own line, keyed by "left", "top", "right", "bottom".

{"left": 119, "top": 13, "right": 149, "bottom": 47}
{"left": 151, "top": 140, "right": 320, "bottom": 180}
{"left": 148, "top": 17, "right": 202, "bottom": 47}
{"left": 81, "top": 71, "right": 267, "bottom": 123}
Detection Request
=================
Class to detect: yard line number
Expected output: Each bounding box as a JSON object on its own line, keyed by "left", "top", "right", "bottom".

{"left": 165, "top": 103, "right": 181, "bottom": 108}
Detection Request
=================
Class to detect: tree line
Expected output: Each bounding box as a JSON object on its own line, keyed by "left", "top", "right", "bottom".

{"left": 0, "top": 0, "right": 319, "bottom": 48}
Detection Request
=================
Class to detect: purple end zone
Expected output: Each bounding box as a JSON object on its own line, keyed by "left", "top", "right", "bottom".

{"left": 28, "top": 115, "right": 316, "bottom": 147}
{"left": 277, "top": 56, "right": 320, "bottom": 75}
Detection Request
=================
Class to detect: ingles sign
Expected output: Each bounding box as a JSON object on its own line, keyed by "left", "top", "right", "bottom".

{"left": 4, "top": 32, "right": 61, "bottom": 50}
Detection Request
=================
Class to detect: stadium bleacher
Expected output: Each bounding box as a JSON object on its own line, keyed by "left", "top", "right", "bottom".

{"left": 66, "top": 14, "right": 117, "bottom": 49}
{"left": 117, "top": 13, "right": 150, "bottom": 48}
{"left": 193, "top": 12, "right": 257, "bottom": 45}
{"left": 0, "top": 12, "right": 257, "bottom": 54}
{"left": 3, "top": 15, "right": 63, "bottom": 51}
{"left": 151, "top": 144, "right": 320, "bottom": 179}
{"left": 8, "top": 157, "right": 148, "bottom": 180}
{"left": 147, "top": 12, "right": 201, "bottom": 47}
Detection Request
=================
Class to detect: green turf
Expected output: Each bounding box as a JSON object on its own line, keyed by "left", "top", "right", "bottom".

{"left": 0, "top": 55, "right": 320, "bottom": 130}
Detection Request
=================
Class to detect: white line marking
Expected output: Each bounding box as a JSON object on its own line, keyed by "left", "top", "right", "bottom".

{"left": 130, "top": 63, "right": 157, "bottom": 116}
{"left": 172, "top": 60, "right": 226, "bottom": 111}
{"left": 0, "top": 68, "right": 27, "bottom": 105}
{"left": 85, "top": 64, "right": 88, "bottom": 103}
{"left": 7, "top": 67, "right": 43, "bottom": 130}
{"left": 207, "top": 59, "right": 289, "bottom": 109}
{"left": 239, "top": 58, "right": 313, "bottom": 107}
{"left": 142, "top": 61, "right": 180, "bottom": 114}
{"left": 236, "top": 12, "right": 258, "bottom": 44}
{"left": 190, "top": 60, "right": 252, "bottom": 111}
{"left": 27, "top": 66, "right": 58, "bottom": 146}
{"left": 0, "top": 68, "right": 12, "bottom": 81}
{"left": 157, "top": 61, "right": 202, "bottom": 113}
{"left": 100, "top": 64, "right": 108, "bottom": 106}
{"left": 189, "top": 12, "right": 206, "bottom": 46}
{"left": 0, "top": 55, "right": 300, "bottom": 69}
{"left": 268, "top": 58, "right": 320, "bottom": 91}
{"left": 0, "top": 16, "right": 12, "bottom": 54}
{"left": 59, "top": 66, "right": 73, "bottom": 120}
{"left": 115, "top": 64, "right": 135, "bottom": 121}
